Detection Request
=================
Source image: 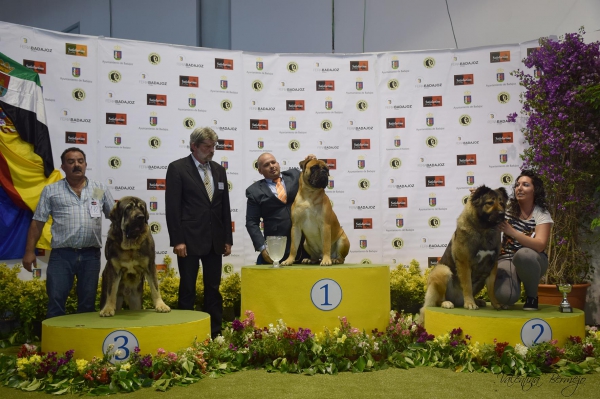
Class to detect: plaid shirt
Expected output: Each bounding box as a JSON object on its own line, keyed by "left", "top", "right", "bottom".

{"left": 33, "top": 178, "right": 114, "bottom": 249}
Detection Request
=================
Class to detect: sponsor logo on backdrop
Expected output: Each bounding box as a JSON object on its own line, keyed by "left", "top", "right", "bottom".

{"left": 138, "top": 73, "right": 167, "bottom": 86}
{"left": 106, "top": 113, "right": 127, "bottom": 125}
{"left": 228, "top": 181, "right": 233, "bottom": 192}
{"left": 455, "top": 137, "right": 479, "bottom": 145}
{"left": 459, "top": 114, "right": 472, "bottom": 126}
{"left": 423, "top": 57, "right": 435, "bottom": 68}
{"left": 188, "top": 94, "right": 197, "bottom": 108}
{"left": 390, "top": 158, "right": 401, "bottom": 169}
{"left": 65, "top": 43, "right": 87, "bottom": 57}
{"left": 426, "top": 113, "right": 434, "bottom": 127}
{"left": 501, "top": 173, "right": 513, "bottom": 186}
{"left": 288, "top": 117, "right": 297, "bottom": 131}
{"left": 356, "top": 100, "right": 368, "bottom": 111}
{"left": 215, "top": 58, "right": 234, "bottom": 70}
{"left": 464, "top": 91, "right": 472, "bottom": 104}
{"left": 108, "top": 70, "right": 121, "bottom": 83}
{"left": 59, "top": 109, "right": 91, "bottom": 124}
{"left": 428, "top": 193, "right": 437, "bottom": 207}
{"left": 148, "top": 53, "right": 161, "bottom": 65}
{"left": 357, "top": 156, "right": 366, "bottom": 170}
{"left": 387, "top": 79, "right": 399, "bottom": 90}
{"left": 354, "top": 218, "right": 372, "bottom": 229}
{"left": 352, "top": 139, "right": 370, "bottom": 150}
{"left": 392, "top": 238, "right": 404, "bottom": 249}
{"left": 183, "top": 117, "right": 195, "bottom": 129}
{"left": 359, "top": 236, "right": 368, "bottom": 249}
{"left": 499, "top": 149, "right": 508, "bottom": 164}
{"left": 147, "top": 179, "right": 166, "bottom": 190}
{"left": 428, "top": 216, "right": 441, "bottom": 228}
{"left": 149, "top": 197, "right": 158, "bottom": 212}
{"left": 425, "top": 176, "right": 445, "bottom": 187}
{"left": 149, "top": 112, "right": 158, "bottom": 126}
{"left": 288, "top": 140, "right": 300, "bottom": 151}
{"left": 466, "top": 171, "right": 475, "bottom": 186}
{"left": 358, "top": 178, "right": 370, "bottom": 190}
{"left": 72, "top": 88, "right": 85, "bottom": 101}
{"left": 496, "top": 68, "right": 505, "bottom": 82}
{"left": 395, "top": 214, "right": 404, "bottom": 228}
{"left": 454, "top": 74, "right": 474, "bottom": 85}
{"left": 252, "top": 80, "right": 263, "bottom": 91}
{"left": 220, "top": 157, "right": 229, "bottom": 170}
{"left": 327, "top": 176, "right": 335, "bottom": 189}
{"left": 221, "top": 99, "right": 232, "bottom": 111}
{"left": 350, "top": 60, "right": 368, "bottom": 71}
{"left": 149, "top": 222, "right": 161, "bottom": 234}
{"left": 457, "top": 154, "right": 477, "bottom": 165}
{"left": 355, "top": 78, "right": 363, "bottom": 91}
{"left": 423, "top": 96, "right": 442, "bottom": 107}
{"left": 65, "top": 132, "right": 87, "bottom": 144}
{"left": 216, "top": 139, "right": 234, "bottom": 151}
{"left": 490, "top": 51, "right": 510, "bottom": 63}
{"left": 179, "top": 75, "right": 198, "bottom": 87}
{"left": 19, "top": 37, "right": 52, "bottom": 53}
{"left": 425, "top": 136, "right": 438, "bottom": 148}
{"left": 113, "top": 46, "right": 122, "bottom": 60}
{"left": 147, "top": 94, "right": 167, "bottom": 106}
{"left": 23, "top": 60, "right": 46, "bottom": 74}
{"left": 250, "top": 119, "right": 268, "bottom": 130}
{"left": 462, "top": 196, "right": 469, "bottom": 205}
{"left": 256, "top": 57, "right": 263, "bottom": 71}
{"left": 320, "top": 119, "right": 332, "bottom": 131}
{"left": 317, "top": 158, "right": 336, "bottom": 169}
{"left": 316, "top": 80, "right": 335, "bottom": 91}
{"left": 428, "top": 257, "right": 441, "bottom": 267}
{"left": 391, "top": 56, "right": 399, "bottom": 69}
{"left": 287, "top": 61, "right": 299, "bottom": 73}
{"left": 493, "top": 132, "right": 513, "bottom": 143}
{"left": 388, "top": 197, "right": 408, "bottom": 208}
{"left": 108, "top": 156, "right": 121, "bottom": 169}
{"left": 497, "top": 91, "right": 510, "bottom": 104}
{"left": 324, "top": 97, "right": 333, "bottom": 110}
{"left": 176, "top": 55, "right": 204, "bottom": 69}
{"left": 286, "top": 100, "right": 305, "bottom": 111}
{"left": 386, "top": 118, "right": 405, "bottom": 128}
{"left": 220, "top": 77, "right": 228, "bottom": 89}
{"left": 149, "top": 136, "right": 161, "bottom": 149}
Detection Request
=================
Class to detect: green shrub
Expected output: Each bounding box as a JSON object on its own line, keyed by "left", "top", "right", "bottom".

{"left": 389, "top": 260, "right": 428, "bottom": 314}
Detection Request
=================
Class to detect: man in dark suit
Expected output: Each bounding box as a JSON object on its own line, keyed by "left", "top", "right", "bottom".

{"left": 245, "top": 153, "right": 313, "bottom": 264}
{"left": 165, "top": 127, "right": 232, "bottom": 338}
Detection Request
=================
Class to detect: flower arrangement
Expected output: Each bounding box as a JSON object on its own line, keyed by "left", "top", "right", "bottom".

{"left": 509, "top": 27, "right": 600, "bottom": 284}
{"left": 1, "top": 314, "right": 598, "bottom": 394}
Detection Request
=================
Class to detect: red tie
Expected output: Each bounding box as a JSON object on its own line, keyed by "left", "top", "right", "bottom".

{"left": 273, "top": 177, "right": 287, "bottom": 203}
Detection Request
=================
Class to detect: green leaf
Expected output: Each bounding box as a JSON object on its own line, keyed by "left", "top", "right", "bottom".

{"left": 354, "top": 356, "right": 366, "bottom": 372}
{"left": 52, "top": 387, "right": 69, "bottom": 395}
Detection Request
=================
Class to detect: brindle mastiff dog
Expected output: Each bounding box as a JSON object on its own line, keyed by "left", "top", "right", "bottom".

{"left": 420, "top": 185, "right": 508, "bottom": 322}
{"left": 99, "top": 196, "right": 170, "bottom": 316}
{"left": 281, "top": 159, "right": 350, "bottom": 266}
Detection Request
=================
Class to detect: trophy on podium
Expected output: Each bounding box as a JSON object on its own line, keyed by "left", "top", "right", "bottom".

{"left": 557, "top": 283, "right": 573, "bottom": 313}
{"left": 266, "top": 236, "right": 287, "bottom": 268}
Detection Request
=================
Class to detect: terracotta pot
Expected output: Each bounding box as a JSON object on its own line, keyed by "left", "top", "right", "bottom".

{"left": 537, "top": 283, "right": 590, "bottom": 310}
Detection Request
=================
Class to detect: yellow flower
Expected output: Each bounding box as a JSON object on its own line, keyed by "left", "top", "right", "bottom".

{"left": 337, "top": 334, "right": 347, "bottom": 344}
{"left": 120, "top": 362, "right": 131, "bottom": 371}
{"left": 333, "top": 327, "right": 340, "bottom": 336}
{"left": 16, "top": 358, "right": 29, "bottom": 371}
{"left": 29, "top": 355, "right": 42, "bottom": 365}
{"left": 76, "top": 359, "right": 89, "bottom": 374}
{"left": 314, "top": 332, "right": 324, "bottom": 343}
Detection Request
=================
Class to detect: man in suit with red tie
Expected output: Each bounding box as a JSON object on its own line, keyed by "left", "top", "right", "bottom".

{"left": 245, "top": 153, "right": 314, "bottom": 264}
{"left": 165, "top": 127, "right": 232, "bottom": 338}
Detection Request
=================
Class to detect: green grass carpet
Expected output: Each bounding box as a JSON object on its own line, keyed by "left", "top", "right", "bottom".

{"left": 2, "top": 367, "right": 598, "bottom": 398}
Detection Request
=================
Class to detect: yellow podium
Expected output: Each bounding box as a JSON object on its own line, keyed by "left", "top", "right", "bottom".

{"left": 424, "top": 304, "right": 585, "bottom": 346}
{"left": 241, "top": 264, "right": 390, "bottom": 332}
{"left": 42, "top": 310, "right": 211, "bottom": 361}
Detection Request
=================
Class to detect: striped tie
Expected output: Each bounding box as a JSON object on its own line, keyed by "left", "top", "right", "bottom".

{"left": 273, "top": 177, "right": 287, "bottom": 203}
{"left": 201, "top": 164, "right": 213, "bottom": 201}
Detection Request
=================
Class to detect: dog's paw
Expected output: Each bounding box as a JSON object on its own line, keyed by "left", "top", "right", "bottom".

{"left": 475, "top": 298, "right": 487, "bottom": 307}
{"left": 499, "top": 304, "right": 510, "bottom": 310}
{"left": 464, "top": 301, "right": 479, "bottom": 310}
{"left": 320, "top": 258, "right": 332, "bottom": 266}
{"left": 99, "top": 307, "right": 115, "bottom": 317}
{"left": 441, "top": 301, "right": 454, "bottom": 309}
{"left": 155, "top": 301, "right": 171, "bottom": 313}
{"left": 301, "top": 258, "right": 312, "bottom": 264}
{"left": 280, "top": 258, "right": 294, "bottom": 266}
{"left": 332, "top": 258, "right": 344, "bottom": 265}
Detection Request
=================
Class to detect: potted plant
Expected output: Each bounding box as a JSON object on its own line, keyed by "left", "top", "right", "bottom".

{"left": 509, "top": 28, "right": 600, "bottom": 308}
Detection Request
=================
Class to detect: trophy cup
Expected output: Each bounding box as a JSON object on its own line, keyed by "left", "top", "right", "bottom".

{"left": 557, "top": 283, "right": 573, "bottom": 313}
{"left": 266, "top": 236, "right": 287, "bottom": 268}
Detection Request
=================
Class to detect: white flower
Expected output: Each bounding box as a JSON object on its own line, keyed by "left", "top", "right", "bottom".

{"left": 107, "top": 344, "right": 115, "bottom": 351}
{"left": 373, "top": 342, "right": 379, "bottom": 352}
{"left": 214, "top": 336, "right": 225, "bottom": 345}
{"left": 114, "top": 349, "right": 123, "bottom": 357}
{"left": 514, "top": 343, "right": 528, "bottom": 357}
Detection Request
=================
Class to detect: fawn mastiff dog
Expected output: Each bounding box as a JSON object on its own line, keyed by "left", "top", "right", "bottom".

{"left": 281, "top": 158, "right": 350, "bottom": 266}
{"left": 99, "top": 196, "right": 170, "bottom": 316}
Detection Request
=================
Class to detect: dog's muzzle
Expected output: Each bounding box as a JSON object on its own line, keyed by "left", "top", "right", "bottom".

{"left": 124, "top": 213, "right": 146, "bottom": 239}
{"left": 309, "top": 169, "right": 329, "bottom": 189}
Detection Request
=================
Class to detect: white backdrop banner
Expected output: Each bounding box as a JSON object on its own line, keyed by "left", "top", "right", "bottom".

{"left": 0, "top": 21, "right": 527, "bottom": 274}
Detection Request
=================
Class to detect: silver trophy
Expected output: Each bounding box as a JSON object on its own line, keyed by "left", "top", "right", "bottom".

{"left": 266, "top": 236, "right": 287, "bottom": 268}
{"left": 557, "top": 283, "right": 573, "bottom": 313}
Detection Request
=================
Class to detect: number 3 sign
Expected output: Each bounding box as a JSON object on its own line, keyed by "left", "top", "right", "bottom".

{"left": 310, "top": 278, "right": 342, "bottom": 311}
{"left": 521, "top": 318, "right": 552, "bottom": 347}
{"left": 102, "top": 330, "right": 140, "bottom": 363}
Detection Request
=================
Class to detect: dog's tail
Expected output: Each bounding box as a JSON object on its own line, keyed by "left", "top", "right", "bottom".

{"left": 419, "top": 264, "right": 452, "bottom": 325}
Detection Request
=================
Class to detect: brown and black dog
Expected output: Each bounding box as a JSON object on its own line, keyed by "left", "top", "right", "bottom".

{"left": 420, "top": 185, "right": 508, "bottom": 322}
{"left": 99, "top": 196, "right": 170, "bottom": 316}
{"left": 281, "top": 159, "right": 350, "bottom": 266}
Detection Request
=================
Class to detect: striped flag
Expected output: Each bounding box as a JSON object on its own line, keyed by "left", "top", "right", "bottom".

{"left": 0, "top": 51, "right": 61, "bottom": 258}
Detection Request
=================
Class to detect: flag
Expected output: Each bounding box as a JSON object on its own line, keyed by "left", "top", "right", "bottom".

{"left": 0, "top": 51, "right": 62, "bottom": 258}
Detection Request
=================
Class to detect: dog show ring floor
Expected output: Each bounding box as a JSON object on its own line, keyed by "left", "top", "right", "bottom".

{"left": 241, "top": 264, "right": 390, "bottom": 332}
{"left": 423, "top": 303, "right": 585, "bottom": 347}
{"left": 42, "top": 310, "right": 211, "bottom": 361}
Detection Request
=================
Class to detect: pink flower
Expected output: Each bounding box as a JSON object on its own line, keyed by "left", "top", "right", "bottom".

{"left": 157, "top": 348, "right": 166, "bottom": 355}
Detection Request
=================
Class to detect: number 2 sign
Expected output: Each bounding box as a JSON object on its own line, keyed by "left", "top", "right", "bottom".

{"left": 521, "top": 318, "right": 552, "bottom": 347}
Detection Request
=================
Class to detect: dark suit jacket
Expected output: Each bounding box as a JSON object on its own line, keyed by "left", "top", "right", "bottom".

{"left": 165, "top": 155, "right": 233, "bottom": 256}
{"left": 245, "top": 168, "right": 300, "bottom": 253}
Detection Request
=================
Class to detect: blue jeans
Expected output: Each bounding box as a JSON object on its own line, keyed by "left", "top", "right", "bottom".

{"left": 46, "top": 247, "right": 101, "bottom": 318}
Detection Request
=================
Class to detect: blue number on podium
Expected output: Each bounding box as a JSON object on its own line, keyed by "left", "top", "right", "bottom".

{"left": 320, "top": 284, "right": 332, "bottom": 306}
{"left": 114, "top": 335, "right": 129, "bottom": 361}
{"left": 531, "top": 323, "right": 544, "bottom": 344}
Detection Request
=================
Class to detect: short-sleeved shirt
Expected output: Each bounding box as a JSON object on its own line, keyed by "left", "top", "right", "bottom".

{"left": 500, "top": 205, "right": 553, "bottom": 258}
{"left": 33, "top": 178, "right": 114, "bottom": 249}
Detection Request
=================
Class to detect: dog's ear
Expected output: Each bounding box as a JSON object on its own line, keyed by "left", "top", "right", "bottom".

{"left": 299, "top": 158, "right": 309, "bottom": 171}
{"left": 495, "top": 187, "right": 509, "bottom": 202}
{"left": 141, "top": 199, "right": 150, "bottom": 223}
{"left": 109, "top": 199, "right": 122, "bottom": 224}
{"left": 471, "top": 185, "right": 491, "bottom": 206}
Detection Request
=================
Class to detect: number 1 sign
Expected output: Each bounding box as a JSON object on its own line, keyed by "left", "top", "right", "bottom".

{"left": 310, "top": 278, "right": 343, "bottom": 311}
